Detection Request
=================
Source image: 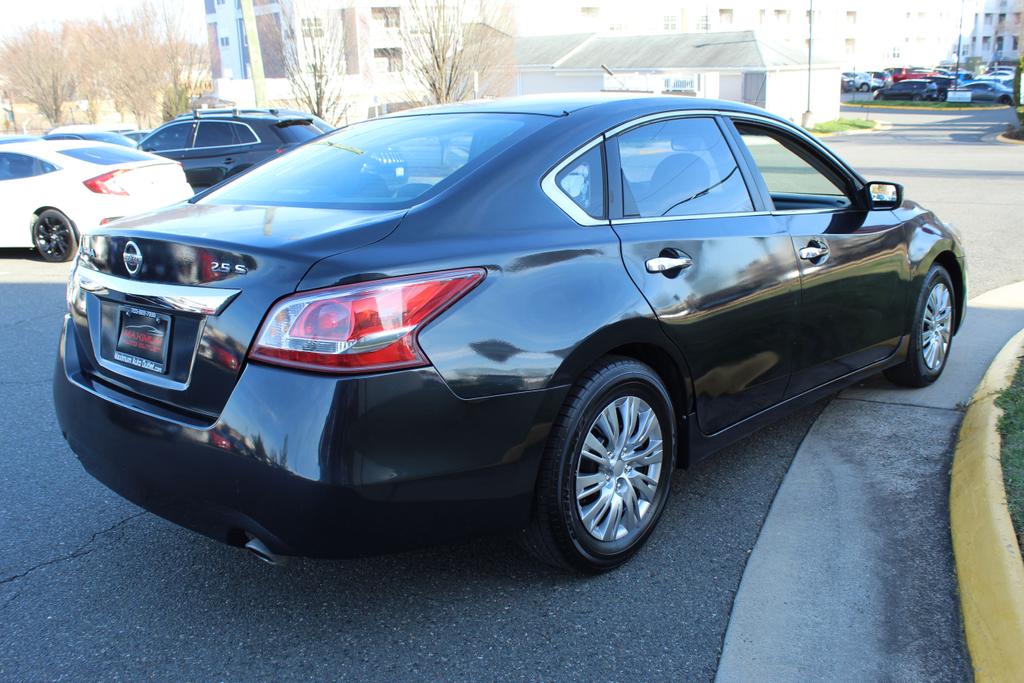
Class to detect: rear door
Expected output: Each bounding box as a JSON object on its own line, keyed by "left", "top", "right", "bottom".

{"left": 608, "top": 113, "right": 802, "bottom": 434}
{"left": 726, "top": 117, "right": 911, "bottom": 397}
{"left": 180, "top": 121, "right": 261, "bottom": 188}
{"left": 0, "top": 152, "right": 60, "bottom": 247}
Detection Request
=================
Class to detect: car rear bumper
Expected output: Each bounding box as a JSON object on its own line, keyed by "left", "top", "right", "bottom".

{"left": 54, "top": 316, "right": 565, "bottom": 558}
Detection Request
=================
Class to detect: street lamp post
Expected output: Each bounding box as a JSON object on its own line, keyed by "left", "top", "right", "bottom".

{"left": 954, "top": 0, "right": 965, "bottom": 85}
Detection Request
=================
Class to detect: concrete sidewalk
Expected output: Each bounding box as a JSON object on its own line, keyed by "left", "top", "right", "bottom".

{"left": 716, "top": 281, "right": 1024, "bottom": 681}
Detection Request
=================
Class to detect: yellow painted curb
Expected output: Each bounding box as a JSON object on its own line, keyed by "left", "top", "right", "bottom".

{"left": 996, "top": 132, "right": 1024, "bottom": 145}
{"left": 844, "top": 103, "right": 1009, "bottom": 111}
{"left": 951, "top": 328, "right": 1024, "bottom": 681}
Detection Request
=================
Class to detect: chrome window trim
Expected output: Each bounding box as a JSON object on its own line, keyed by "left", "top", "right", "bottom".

{"left": 539, "top": 136, "right": 607, "bottom": 227}
{"left": 542, "top": 107, "right": 864, "bottom": 227}
{"left": 612, "top": 210, "right": 772, "bottom": 226}
{"left": 75, "top": 266, "right": 240, "bottom": 315}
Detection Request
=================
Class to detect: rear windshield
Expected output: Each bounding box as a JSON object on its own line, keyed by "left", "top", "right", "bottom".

{"left": 201, "top": 113, "right": 546, "bottom": 209}
{"left": 58, "top": 146, "right": 154, "bottom": 165}
{"left": 274, "top": 121, "right": 323, "bottom": 144}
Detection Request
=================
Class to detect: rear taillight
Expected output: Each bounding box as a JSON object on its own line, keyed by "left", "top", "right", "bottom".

{"left": 83, "top": 169, "right": 129, "bottom": 195}
{"left": 249, "top": 268, "right": 485, "bottom": 373}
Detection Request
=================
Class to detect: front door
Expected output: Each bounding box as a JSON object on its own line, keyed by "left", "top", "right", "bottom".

{"left": 728, "top": 118, "right": 911, "bottom": 397}
{"left": 609, "top": 115, "right": 802, "bottom": 435}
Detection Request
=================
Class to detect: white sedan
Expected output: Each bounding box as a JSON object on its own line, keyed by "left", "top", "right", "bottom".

{"left": 0, "top": 140, "right": 194, "bottom": 262}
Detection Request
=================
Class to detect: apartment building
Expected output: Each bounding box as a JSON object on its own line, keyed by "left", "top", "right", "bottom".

{"left": 964, "top": 0, "right": 1024, "bottom": 65}
{"left": 204, "top": 0, "right": 417, "bottom": 122}
{"left": 514, "top": 1, "right": 965, "bottom": 70}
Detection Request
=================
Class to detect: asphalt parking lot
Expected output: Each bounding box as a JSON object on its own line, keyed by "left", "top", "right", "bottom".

{"left": 1, "top": 105, "right": 1021, "bottom": 681}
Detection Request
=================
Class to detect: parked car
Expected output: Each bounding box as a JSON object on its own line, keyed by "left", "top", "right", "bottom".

{"left": 0, "top": 140, "right": 193, "bottom": 261}
{"left": 951, "top": 81, "right": 1015, "bottom": 104}
{"left": 841, "top": 73, "right": 856, "bottom": 92}
{"left": 47, "top": 124, "right": 138, "bottom": 136}
{"left": 43, "top": 131, "right": 138, "bottom": 148}
{"left": 175, "top": 108, "right": 335, "bottom": 134}
{"left": 868, "top": 70, "right": 893, "bottom": 88}
{"left": 874, "top": 79, "right": 940, "bottom": 101}
{"left": 122, "top": 130, "right": 150, "bottom": 144}
{"left": 140, "top": 109, "right": 324, "bottom": 190}
{"left": 888, "top": 67, "right": 938, "bottom": 82}
{"left": 55, "top": 95, "right": 966, "bottom": 572}
{"left": 842, "top": 72, "right": 878, "bottom": 92}
{"left": 0, "top": 135, "right": 39, "bottom": 145}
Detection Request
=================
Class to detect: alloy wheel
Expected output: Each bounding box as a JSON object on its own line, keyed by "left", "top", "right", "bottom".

{"left": 575, "top": 395, "right": 664, "bottom": 543}
{"left": 35, "top": 213, "right": 72, "bottom": 260}
{"left": 921, "top": 282, "right": 952, "bottom": 371}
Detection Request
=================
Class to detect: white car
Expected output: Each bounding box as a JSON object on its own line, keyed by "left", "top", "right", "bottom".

{"left": 0, "top": 140, "right": 194, "bottom": 262}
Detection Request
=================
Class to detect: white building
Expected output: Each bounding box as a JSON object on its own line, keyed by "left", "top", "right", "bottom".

{"left": 510, "top": 30, "right": 841, "bottom": 123}
{"left": 512, "top": 0, "right": 965, "bottom": 71}
{"left": 963, "top": 0, "right": 1024, "bottom": 65}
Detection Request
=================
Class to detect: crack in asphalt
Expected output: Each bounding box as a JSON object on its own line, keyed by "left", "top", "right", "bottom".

{"left": 835, "top": 396, "right": 966, "bottom": 413}
{"left": 0, "top": 511, "right": 147, "bottom": 594}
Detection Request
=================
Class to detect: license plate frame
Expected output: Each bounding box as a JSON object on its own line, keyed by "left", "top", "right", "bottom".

{"left": 113, "top": 305, "right": 172, "bottom": 375}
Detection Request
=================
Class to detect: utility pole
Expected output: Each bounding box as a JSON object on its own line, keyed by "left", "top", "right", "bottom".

{"left": 240, "top": 0, "right": 268, "bottom": 106}
{"left": 802, "top": 0, "right": 814, "bottom": 128}
{"left": 954, "top": 0, "right": 965, "bottom": 85}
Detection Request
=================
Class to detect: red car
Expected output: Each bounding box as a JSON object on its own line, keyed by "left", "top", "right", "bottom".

{"left": 889, "top": 67, "right": 939, "bottom": 82}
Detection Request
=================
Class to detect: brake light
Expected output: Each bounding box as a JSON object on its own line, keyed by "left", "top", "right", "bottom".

{"left": 249, "top": 268, "right": 485, "bottom": 373}
{"left": 83, "top": 169, "right": 129, "bottom": 195}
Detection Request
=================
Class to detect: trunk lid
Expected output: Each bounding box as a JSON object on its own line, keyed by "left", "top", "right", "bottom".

{"left": 69, "top": 202, "right": 404, "bottom": 420}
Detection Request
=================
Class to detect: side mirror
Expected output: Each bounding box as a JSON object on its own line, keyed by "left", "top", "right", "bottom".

{"left": 865, "top": 181, "right": 903, "bottom": 210}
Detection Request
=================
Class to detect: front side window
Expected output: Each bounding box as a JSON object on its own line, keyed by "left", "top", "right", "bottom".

{"left": 616, "top": 117, "right": 753, "bottom": 218}
{"left": 202, "top": 113, "right": 545, "bottom": 209}
{"left": 0, "top": 153, "right": 57, "bottom": 181}
{"left": 556, "top": 145, "right": 604, "bottom": 218}
{"left": 735, "top": 123, "right": 849, "bottom": 205}
{"left": 142, "top": 123, "right": 194, "bottom": 152}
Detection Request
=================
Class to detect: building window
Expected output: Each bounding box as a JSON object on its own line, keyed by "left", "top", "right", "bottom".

{"left": 1014, "top": 12, "right": 1022, "bottom": 25}
{"left": 1012, "top": 36, "right": 1018, "bottom": 50}
{"left": 846, "top": 11, "right": 856, "bottom": 24}
{"left": 995, "top": 36, "right": 1004, "bottom": 51}
{"left": 697, "top": 14, "right": 709, "bottom": 31}
{"left": 219, "top": 36, "right": 230, "bottom": 47}
{"left": 998, "top": 13, "right": 1006, "bottom": 24}
{"left": 374, "top": 47, "right": 403, "bottom": 72}
{"left": 663, "top": 15, "right": 677, "bottom": 31}
{"left": 372, "top": 7, "right": 401, "bottom": 28}
{"left": 719, "top": 9, "right": 733, "bottom": 26}
{"left": 982, "top": 36, "right": 991, "bottom": 48}
{"left": 984, "top": 13, "right": 993, "bottom": 25}
{"left": 580, "top": 6, "right": 599, "bottom": 17}
{"left": 845, "top": 38, "right": 855, "bottom": 54}
{"left": 890, "top": 46, "right": 901, "bottom": 59}
{"left": 774, "top": 9, "right": 790, "bottom": 24}
{"left": 301, "top": 17, "right": 324, "bottom": 38}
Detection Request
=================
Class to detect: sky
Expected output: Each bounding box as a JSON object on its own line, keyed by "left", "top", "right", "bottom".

{"left": 1, "top": 0, "right": 206, "bottom": 38}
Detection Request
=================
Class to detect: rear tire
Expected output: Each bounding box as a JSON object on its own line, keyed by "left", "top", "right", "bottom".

{"left": 33, "top": 209, "right": 77, "bottom": 263}
{"left": 520, "top": 357, "right": 676, "bottom": 573}
{"left": 885, "top": 264, "right": 956, "bottom": 388}
{"left": 859, "top": 83, "right": 870, "bottom": 92}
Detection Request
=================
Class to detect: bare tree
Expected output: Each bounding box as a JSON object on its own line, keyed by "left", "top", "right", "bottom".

{"left": 68, "top": 20, "right": 111, "bottom": 123}
{"left": 276, "top": 0, "right": 349, "bottom": 123}
{"left": 0, "top": 25, "right": 76, "bottom": 126}
{"left": 156, "top": 2, "right": 211, "bottom": 119}
{"left": 400, "top": 0, "right": 514, "bottom": 105}
{"left": 102, "top": 10, "right": 163, "bottom": 128}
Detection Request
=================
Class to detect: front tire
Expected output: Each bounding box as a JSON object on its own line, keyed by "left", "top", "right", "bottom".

{"left": 521, "top": 357, "right": 676, "bottom": 573}
{"left": 885, "top": 264, "right": 956, "bottom": 387}
{"left": 33, "top": 209, "right": 78, "bottom": 262}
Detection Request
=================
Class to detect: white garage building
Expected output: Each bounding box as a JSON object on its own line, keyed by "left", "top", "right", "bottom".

{"left": 509, "top": 30, "right": 841, "bottom": 124}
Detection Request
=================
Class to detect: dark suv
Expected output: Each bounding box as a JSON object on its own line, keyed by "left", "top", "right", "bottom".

{"left": 138, "top": 109, "right": 325, "bottom": 190}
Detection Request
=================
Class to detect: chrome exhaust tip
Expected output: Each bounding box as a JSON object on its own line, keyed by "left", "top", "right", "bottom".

{"left": 244, "top": 536, "right": 283, "bottom": 566}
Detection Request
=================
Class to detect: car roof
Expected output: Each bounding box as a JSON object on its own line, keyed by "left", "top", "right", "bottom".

{"left": 384, "top": 92, "right": 775, "bottom": 119}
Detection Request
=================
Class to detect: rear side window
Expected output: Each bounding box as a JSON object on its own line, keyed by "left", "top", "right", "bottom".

{"left": 0, "top": 152, "right": 57, "bottom": 180}
{"left": 556, "top": 145, "right": 604, "bottom": 218}
{"left": 58, "top": 146, "right": 154, "bottom": 165}
{"left": 275, "top": 122, "right": 322, "bottom": 144}
{"left": 616, "top": 117, "right": 753, "bottom": 218}
{"left": 202, "top": 113, "right": 545, "bottom": 209}
{"left": 142, "top": 122, "right": 194, "bottom": 152}
{"left": 194, "top": 121, "right": 258, "bottom": 148}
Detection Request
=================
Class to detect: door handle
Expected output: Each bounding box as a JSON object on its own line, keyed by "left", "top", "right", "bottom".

{"left": 798, "top": 240, "right": 830, "bottom": 263}
{"left": 645, "top": 255, "right": 693, "bottom": 273}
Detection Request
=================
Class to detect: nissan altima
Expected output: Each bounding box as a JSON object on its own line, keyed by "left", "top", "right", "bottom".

{"left": 54, "top": 95, "right": 965, "bottom": 572}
